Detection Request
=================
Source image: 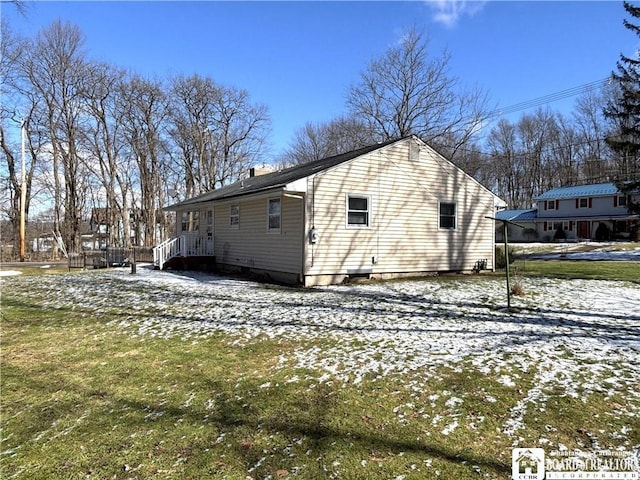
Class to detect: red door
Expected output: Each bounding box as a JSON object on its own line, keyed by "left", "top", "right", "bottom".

{"left": 577, "top": 221, "right": 590, "bottom": 239}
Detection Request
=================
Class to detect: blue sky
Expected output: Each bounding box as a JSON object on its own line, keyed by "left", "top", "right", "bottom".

{"left": 3, "top": 1, "right": 636, "bottom": 159}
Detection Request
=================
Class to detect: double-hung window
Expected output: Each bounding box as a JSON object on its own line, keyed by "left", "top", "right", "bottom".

{"left": 230, "top": 204, "right": 240, "bottom": 229}
{"left": 439, "top": 202, "right": 456, "bottom": 230}
{"left": 347, "top": 195, "right": 370, "bottom": 227}
{"left": 268, "top": 198, "right": 281, "bottom": 233}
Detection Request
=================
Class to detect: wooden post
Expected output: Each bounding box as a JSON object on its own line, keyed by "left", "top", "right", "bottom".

{"left": 130, "top": 247, "right": 136, "bottom": 274}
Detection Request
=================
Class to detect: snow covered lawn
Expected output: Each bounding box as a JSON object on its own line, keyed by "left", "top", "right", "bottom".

{"left": 8, "top": 267, "right": 640, "bottom": 433}
{"left": 2, "top": 266, "right": 639, "bottom": 478}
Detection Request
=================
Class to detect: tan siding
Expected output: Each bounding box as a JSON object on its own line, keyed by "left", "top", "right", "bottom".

{"left": 305, "top": 139, "right": 495, "bottom": 278}
{"left": 214, "top": 195, "right": 303, "bottom": 275}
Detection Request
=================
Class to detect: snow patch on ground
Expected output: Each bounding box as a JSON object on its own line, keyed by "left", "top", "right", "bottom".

{"left": 0, "top": 270, "right": 22, "bottom": 277}
{"left": 3, "top": 266, "right": 639, "bottom": 447}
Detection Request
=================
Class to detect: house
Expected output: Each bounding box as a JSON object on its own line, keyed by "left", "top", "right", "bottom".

{"left": 536, "top": 182, "right": 638, "bottom": 241}
{"left": 497, "top": 183, "right": 639, "bottom": 242}
{"left": 86, "top": 208, "right": 110, "bottom": 250}
{"left": 155, "top": 136, "right": 504, "bottom": 286}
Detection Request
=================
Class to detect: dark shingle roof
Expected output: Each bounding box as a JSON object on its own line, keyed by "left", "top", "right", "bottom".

{"left": 167, "top": 138, "right": 402, "bottom": 209}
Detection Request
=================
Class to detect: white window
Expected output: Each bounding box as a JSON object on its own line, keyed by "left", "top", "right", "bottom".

{"left": 347, "top": 195, "right": 370, "bottom": 227}
{"left": 230, "top": 204, "right": 240, "bottom": 229}
{"left": 268, "top": 198, "right": 281, "bottom": 233}
{"left": 439, "top": 202, "right": 456, "bottom": 230}
{"left": 205, "top": 209, "right": 213, "bottom": 238}
{"left": 180, "top": 210, "right": 200, "bottom": 233}
{"left": 549, "top": 221, "right": 565, "bottom": 231}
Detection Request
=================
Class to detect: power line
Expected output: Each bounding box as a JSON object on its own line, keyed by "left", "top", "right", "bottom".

{"left": 487, "top": 78, "right": 611, "bottom": 119}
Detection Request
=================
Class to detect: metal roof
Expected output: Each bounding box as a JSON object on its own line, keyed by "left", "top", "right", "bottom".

{"left": 535, "top": 182, "right": 620, "bottom": 200}
{"left": 495, "top": 209, "right": 537, "bottom": 222}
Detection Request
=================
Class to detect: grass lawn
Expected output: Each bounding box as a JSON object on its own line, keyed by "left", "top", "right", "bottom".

{"left": 510, "top": 260, "right": 640, "bottom": 282}
{"left": 1, "top": 264, "right": 639, "bottom": 479}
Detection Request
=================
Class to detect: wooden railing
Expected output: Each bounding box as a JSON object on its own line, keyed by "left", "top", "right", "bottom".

{"left": 153, "top": 234, "right": 215, "bottom": 270}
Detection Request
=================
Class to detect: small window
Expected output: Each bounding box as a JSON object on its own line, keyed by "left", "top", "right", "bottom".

{"left": 618, "top": 196, "right": 627, "bottom": 207}
{"left": 347, "top": 195, "right": 369, "bottom": 227}
{"left": 180, "top": 210, "right": 200, "bottom": 233}
{"left": 230, "top": 204, "right": 240, "bottom": 229}
{"left": 439, "top": 202, "right": 456, "bottom": 229}
{"left": 268, "top": 198, "right": 281, "bottom": 233}
{"left": 547, "top": 200, "right": 556, "bottom": 210}
{"left": 579, "top": 198, "right": 588, "bottom": 208}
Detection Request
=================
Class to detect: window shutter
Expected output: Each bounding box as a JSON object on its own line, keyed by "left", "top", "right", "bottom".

{"left": 543, "top": 221, "right": 547, "bottom": 231}
{"left": 614, "top": 196, "right": 618, "bottom": 207}
{"left": 575, "top": 199, "right": 579, "bottom": 208}
{"left": 589, "top": 197, "right": 593, "bottom": 208}
{"left": 569, "top": 221, "right": 573, "bottom": 230}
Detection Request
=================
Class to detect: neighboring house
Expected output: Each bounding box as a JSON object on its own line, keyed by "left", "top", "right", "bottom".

{"left": 495, "top": 182, "right": 639, "bottom": 242}
{"left": 155, "top": 136, "right": 505, "bottom": 286}
{"left": 536, "top": 183, "right": 638, "bottom": 241}
{"left": 87, "top": 208, "right": 110, "bottom": 250}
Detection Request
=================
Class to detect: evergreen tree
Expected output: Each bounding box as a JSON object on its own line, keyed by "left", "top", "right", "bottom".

{"left": 604, "top": 1, "right": 640, "bottom": 230}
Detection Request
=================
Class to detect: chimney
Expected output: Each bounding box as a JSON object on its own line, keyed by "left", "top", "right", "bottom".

{"left": 249, "top": 165, "right": 272, "bottom": 177}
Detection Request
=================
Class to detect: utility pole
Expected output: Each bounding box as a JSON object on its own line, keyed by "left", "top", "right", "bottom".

{"left": 19, "top": 119, "right": 27, "bottom": 262}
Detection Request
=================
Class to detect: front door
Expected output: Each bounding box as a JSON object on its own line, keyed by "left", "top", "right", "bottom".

{"left": 577, "top": 221, "right": 590, "bottom": 239}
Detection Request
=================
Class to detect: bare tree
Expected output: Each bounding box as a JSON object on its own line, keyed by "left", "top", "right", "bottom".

{"left": 118, "top": 74, "right": 169, "bottom": 247}
{"left": 347, "top": 27, "right": 492, "bottom": 158}
{"left": 573, "top": 86, "right": 611, "bottom": 182}
{"left": 3, "top": 0, "right": 30, "bottom": 17}
{"left": 168, "top": 74, "right": 270, "bottom": 197}
{"left": 0, "top": 21, "right": 34, "bottom": 258}
{"left": 487, "top": 119, "right": 528, "bottom": 208}
{"left": 21, "top": 21, "right": 89, "bottom": 254}
{"left": 280, "top": 115, "right": 376, "bottom": 166}
{"left": 79, "top": 61, "right": 133, "bottom": 246}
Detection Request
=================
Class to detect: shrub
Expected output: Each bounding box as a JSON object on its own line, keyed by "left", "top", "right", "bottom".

{"left": 595, "top": 222, "right": 611, "bottom": 241}
{"left": 554, "top": 224, "right": 567, "bottom": 241}
{"left": 511, "top": 278, "right": 526, "bottom": 296}
{"left": 495, "top": 245, "right": 516, "bottom": 269}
